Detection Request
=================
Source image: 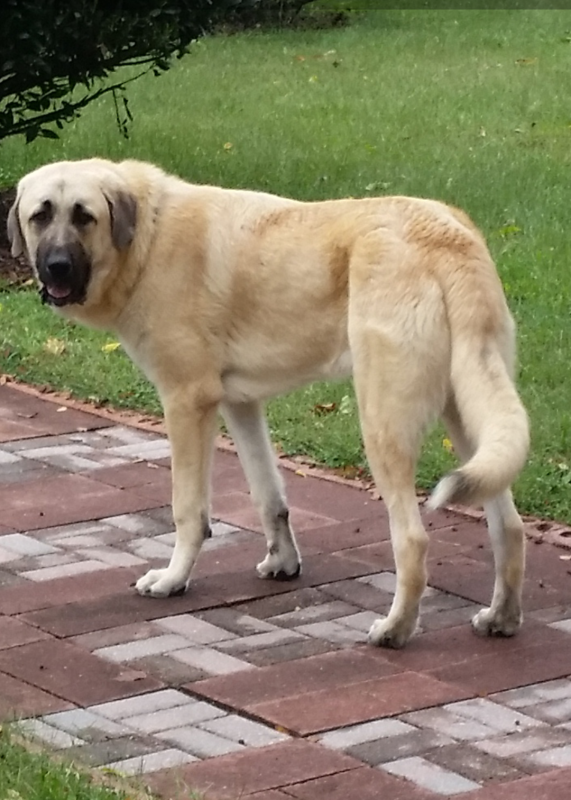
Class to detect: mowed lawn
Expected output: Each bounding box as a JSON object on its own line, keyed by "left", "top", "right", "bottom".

{"left": 1, "top": 9, "right": 571, "bottom": 519}
{"left": 0, "top": 724, "right": 150, "bottom": 800}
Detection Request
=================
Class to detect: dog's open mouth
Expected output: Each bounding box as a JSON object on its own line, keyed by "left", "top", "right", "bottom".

{"left": 41, "top": 283, "right": 75, "bottom": 306}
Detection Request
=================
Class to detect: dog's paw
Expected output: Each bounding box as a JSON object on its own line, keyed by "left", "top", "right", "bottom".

{"left": 256, "top": 547, "right": 301, "bottom": 581}
{"left": 135, "top": 568, "right": 188, "bottom": 598}
{"left": 471, "top": 607, "right": 521, "bottom": 638}
{"left": 367, "top": 616, "right": 417, "bottom": 649}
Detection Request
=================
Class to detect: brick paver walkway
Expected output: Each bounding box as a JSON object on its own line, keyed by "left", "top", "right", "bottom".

{"left": 0, "top": 384, "right": 570, "bottom": 798}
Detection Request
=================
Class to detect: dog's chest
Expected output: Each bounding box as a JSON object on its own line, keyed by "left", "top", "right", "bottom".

{"left": 221, "top": 348, "right": 353, "bottom": 404}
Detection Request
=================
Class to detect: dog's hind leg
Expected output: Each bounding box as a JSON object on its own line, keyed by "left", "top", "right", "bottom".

{"left": 352, "top": 331, "right": 444, "bottom": 649}
{"left": 475, "top": 492, "right": 525, "bottom": 636}
{"left": 222, "top": 400, "right": 301, "bottom": 580}
{"left": 442, "top": 399, "right": 525, "bottom": 637}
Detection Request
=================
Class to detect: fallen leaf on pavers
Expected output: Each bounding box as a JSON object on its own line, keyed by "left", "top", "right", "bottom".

{"left": 559, "top": 555, "right": 571, "bottom": 560}
{"left": 16, "top": 412, "right": 37, "bottom": 419}
{"left": 117, "top": 668, "right": 148, "bottom": 682}
{"left": 56, "top": 406, "right": 67, "bottom": 412}
{"left": 43, "top": 337, "right": 66, "bottom": 355}
{"left": 101, "top": 341, "right": 121, "bottom": 353}
{"left": 295, "top": 469, "right": 307, "bottom": 477}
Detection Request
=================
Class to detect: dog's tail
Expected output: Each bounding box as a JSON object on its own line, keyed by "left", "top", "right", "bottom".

{"left": 428, "top": 228, "right": 529, "bottom": 510}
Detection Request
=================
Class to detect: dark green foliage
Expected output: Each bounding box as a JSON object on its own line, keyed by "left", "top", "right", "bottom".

{"left": 223, "top": 0, "right": 317, "bottom": 29}
{"left": 0, "top": 0, "right": 247, "bottom": 143}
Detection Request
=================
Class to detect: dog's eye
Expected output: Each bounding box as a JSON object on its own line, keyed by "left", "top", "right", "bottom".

{"left": 72, "top": 204, "right": 95, "bottom": 227}
{"left": 30, "top": 208, "right": 50, "bottom": 225}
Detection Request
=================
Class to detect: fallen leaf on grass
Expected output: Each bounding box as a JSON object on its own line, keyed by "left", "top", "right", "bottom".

{"left": 313, "top": 402, "right": 337, "bottom": 415}
{"left": 515, "top": 57, "right": 538, "bottom": 66}
{"left": 101, "top": 341, "right": 121, "bottom": 353}
{"left": 498, "top": 223, "right": 522, "bottom": 239}
{"left": 43, "top": 337, "right": 66, "bottom": 355}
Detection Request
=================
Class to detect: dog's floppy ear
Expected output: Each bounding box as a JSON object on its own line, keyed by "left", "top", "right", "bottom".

{"left": 7, "top": 196, "right": 24, "bottom": 258}
{"left": 105, "top": 190, "right": 137, "bottom": 250}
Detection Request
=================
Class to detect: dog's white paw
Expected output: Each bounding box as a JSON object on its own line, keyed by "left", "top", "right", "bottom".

{"left": 135, "top": 568, "right": 188, "bottom": 598}
{"left": 471, "top": 607, "right": 521, "bottom": 638}
{"left": 368, "top": 616, "right": 417, "bottom": 649}
{"left": 256, "top": 546, "right": 301, "bottom": 581}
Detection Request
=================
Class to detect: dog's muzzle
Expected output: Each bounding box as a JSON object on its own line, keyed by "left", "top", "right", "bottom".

{"left": 37, "top": 242, "right": 91, "bottom": 307}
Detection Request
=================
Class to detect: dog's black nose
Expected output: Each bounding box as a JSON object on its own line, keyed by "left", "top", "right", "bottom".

{"left": 44, "top": 249, "right": 72, "bottom": 280}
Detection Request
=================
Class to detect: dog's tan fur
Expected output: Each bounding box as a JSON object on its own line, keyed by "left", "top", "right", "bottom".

{"left": 9, "top": 158, "right": 530, "bottom": 647}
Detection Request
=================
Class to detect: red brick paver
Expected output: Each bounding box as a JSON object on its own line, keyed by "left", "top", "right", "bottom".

{"left": 0, "top": 383, "right": 570, "bottom": 799}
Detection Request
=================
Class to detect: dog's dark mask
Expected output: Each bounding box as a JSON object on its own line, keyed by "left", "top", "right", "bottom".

{"left": 36, "top": 240, "right": 92, "bottom": 307}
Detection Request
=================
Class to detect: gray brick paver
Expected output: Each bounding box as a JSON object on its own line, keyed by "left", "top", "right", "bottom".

{"left": 0, "top": 533, "right": 59, "bottom": 556}
{"left": 171, "top": 645, "right": 254, "bottom": 675}
{"left": 104, "top": 748, "right": 198, "bottom": 774}
{"left": 380, "top": 756, "right": 481, "bottom": 794}
{"left": 43, "top": 708, "right": 132, "bottom": 738}
{"left": 492, "top": 679, "right": 571, "bottom": 709}
{"left": 19, "top": 719, "right": 85, "bottom": 749}
{"left": 122, "top": 700, "right": 226, "bottom": 734}
{"left": 217, "top": 628, "right": 306, "bottom": 651}
{"left": 21, "top": 559, "right": 110, "bottom": 581}
{"left": 526, "top": 744, "right": 571, "bottom": 768}
{"left": 156, "top": 726, "right": 245, "bottom": 758}
{"left": 295, "top": 619, "right": 365, "bottom": 644}
{"left": 473, "top": 727, "right": 571, "bottom": 758}
{"left": 91, "top": 689, "right": 193, "bottom": 719}
{"left": 319, "top": 718, "right": 416, "bottom": 750}
{"left": 155, "top": 613, "right": 238, "bottom": 643}
{"left": 444, "top": 698, "right": 546, "bottom": 733}
{"left": 198, "top": 714, "right": 290, "bottom": 747}
{"left": 401, "top": 707, "right": 497, "bottom": 742}
{"left": 94, "top": 634, "right": 191, "bottom": 663}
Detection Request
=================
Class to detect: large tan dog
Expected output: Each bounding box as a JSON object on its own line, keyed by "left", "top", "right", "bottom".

{"left": 8, "top": 158, "right": 529, "bottom": 648}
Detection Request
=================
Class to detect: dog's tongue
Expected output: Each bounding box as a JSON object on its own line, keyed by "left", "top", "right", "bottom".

{"left": 47, "top": 284, "right": 72, "bottom": 299}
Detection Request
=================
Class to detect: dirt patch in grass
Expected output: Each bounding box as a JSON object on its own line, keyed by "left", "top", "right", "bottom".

{"left": 0, "top": 187, "right": 33, "bottom": 285}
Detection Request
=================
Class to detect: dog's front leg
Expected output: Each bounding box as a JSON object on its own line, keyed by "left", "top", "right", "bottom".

{"left": 136, "top": 383, "right": 219, "bottom": 598}
{"left": 222, "top": 400, "right": 301, "bottom": 580}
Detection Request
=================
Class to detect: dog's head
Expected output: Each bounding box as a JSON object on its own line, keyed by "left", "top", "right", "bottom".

{"left": 8, "top": 160, "right": 137, "bottom": 309}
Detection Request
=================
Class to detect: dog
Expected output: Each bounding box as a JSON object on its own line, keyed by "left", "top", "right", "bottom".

{"left": 8, "top": 158, "right": 530, "bottom": 648}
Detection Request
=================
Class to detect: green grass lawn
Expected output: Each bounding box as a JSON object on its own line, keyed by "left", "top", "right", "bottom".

{"left": 1, "top": 9, "right": 571, "bottom": 519}
{"left": 0, "top": 725, "right": 150, "bottom": 800}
